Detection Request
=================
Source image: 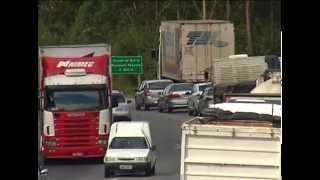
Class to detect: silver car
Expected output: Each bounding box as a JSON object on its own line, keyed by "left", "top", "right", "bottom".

{"left": 158, "top": 83, "right": 194, "bottom": 113}
{"left": 187, "top": 82, "right": 212, "bottom": 116}
{"left": 135, "top": 79, "right": 173, "bottom": 110}
{"left": 112, "top": 90, "right": 132, "bottom": 122}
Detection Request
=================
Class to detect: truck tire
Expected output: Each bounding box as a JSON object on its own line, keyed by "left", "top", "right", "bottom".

{"left": 104, "top": 166, "right": 111, "bottom": 178}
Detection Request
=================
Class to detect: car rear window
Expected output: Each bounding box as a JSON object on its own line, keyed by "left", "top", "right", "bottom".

{"left": 148, "top": 81, "right": 172, "bottom": 90}
{"left": 169, "top": 84, "right": 194, "bottom": 92}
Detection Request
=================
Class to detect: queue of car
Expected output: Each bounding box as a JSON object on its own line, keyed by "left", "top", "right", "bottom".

{"left": 134, "top": 80, "right": 215, "bottom": 114}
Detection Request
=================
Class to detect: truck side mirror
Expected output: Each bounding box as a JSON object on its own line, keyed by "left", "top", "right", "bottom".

{"left": 38, "top": 95, "right": 44, "bottom": 110}
{"left": 40, "top": 168, "right": 48, "bottom": 175}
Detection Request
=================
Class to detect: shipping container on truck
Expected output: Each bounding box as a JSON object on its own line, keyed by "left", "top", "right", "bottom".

{"left": 159, "top": 20, "right": 234, "bottom": 82}
{"left": 39, "top": 44, "right": 112, "bottom": 160}
{"left": 212, "top": 55, "right": 268, "bottom": 85}
{"left": 180, "top": 106, "right": 281, "bottom": 180}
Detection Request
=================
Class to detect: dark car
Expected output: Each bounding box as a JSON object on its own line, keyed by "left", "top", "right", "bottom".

{"left": 158, "top": 83, "right": 194, "bottom": 113}
{"left": 197, "top": 87, "right": 215, "bottom": 116}
{"left": 187, "top": 82, "right": 212, "bottom": 116}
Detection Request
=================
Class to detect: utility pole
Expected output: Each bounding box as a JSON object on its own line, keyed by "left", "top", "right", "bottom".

{"left": 202, "top": 0, "right": 206, "bottom": 20}
{"left": 226, "top": 0, "right": 230, "bottom": 20}
{"left": 177, "top": 0, "right": 180, "bottom": 20}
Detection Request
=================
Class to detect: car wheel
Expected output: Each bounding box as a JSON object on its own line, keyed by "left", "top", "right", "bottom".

{"left": 135, "top": 100, "right": 141, "bottom": 110}
{"left": 104, "top": 166, "right": 111, "bottom": 178}
{"left": 151, "top": 163, "right": 156, "bottom": 175}
{"left": 192, "top": 107, "right": 198, "bottom": 116}
{"left": 167, "top": 105, "right": 172, "bottom": 113}
{"left": 144, "top": 104, "right": 149, "bottom": 111}
{"left": 159, "top": 105, "right": 163, "bottom": 112}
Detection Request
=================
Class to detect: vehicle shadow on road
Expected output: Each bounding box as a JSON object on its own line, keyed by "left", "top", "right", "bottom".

{"left": 44, "top": 158, "right": 103, "bottom": 166}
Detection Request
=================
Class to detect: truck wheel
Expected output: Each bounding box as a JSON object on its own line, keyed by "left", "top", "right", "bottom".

{"left": 104, "top": 167, "right": 111, "bottom": 178}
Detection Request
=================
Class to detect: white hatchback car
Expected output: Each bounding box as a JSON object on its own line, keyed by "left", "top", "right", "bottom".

{"left": 104, "top": 122, "right": 157, "bottom": 177}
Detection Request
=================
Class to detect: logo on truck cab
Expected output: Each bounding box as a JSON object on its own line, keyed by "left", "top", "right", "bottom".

{"left": 57, "top": 61, "right": 95, "bottom": 68}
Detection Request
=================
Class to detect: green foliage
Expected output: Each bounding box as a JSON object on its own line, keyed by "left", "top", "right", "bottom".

{"left": 38, "top": 0, "right": 281, "bottom": 96}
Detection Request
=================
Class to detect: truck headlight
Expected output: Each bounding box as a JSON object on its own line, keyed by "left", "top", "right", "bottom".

{"left": 45, "top": 141, "right": 56, "bottom": 147}
{"left": 98, "top": 140, "right": 107, "bottom": 145}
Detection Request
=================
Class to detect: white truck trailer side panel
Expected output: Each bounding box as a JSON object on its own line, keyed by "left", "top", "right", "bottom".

{"left": 161, "top": 20, "right": 234, "bottom": 82}
{"left": 181, "top": 120, "right": 281, "bottom": 180}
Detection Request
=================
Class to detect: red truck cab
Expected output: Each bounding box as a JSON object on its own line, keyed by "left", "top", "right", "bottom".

{"left": 39, "top": 44, "right": 112, "bottom": 160}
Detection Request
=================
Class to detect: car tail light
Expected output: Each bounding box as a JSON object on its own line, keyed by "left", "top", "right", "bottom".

{"left": 144, "top": 88, "right": 150, "bottom": 96}
{"left": 168, "top": 93, "right": 181, "bottom": 99}
{"left": 224, "top": 96, "right": 230, "bottom": 102}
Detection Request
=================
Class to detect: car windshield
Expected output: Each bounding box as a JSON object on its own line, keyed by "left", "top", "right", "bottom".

{"left": 46, "top": 89, "right": 106, "bottom": 111}
{"left": 169, "top": 84, "right": 194, "bottom": 93}
{"left": 149, "top": 81, "right": 172, "bottom": 90}
{"left": 199, "top": 84, "right": 211, "bottom": 92}
{"left": 206, "top": 88, "right": 214, "bottom": 96}
{"left": 109, "top": 137, "right": 148, "bottom": 149}
{"left": 112, "top": 93, "right": 125, "bottom": 107}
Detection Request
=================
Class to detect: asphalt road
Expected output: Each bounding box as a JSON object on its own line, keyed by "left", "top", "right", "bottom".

{"left": 43, "top": 103, "right": 192, "bottom": 180}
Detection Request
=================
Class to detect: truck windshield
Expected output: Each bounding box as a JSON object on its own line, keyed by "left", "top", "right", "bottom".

{"left": 109, "top": 137, "right": 148, "bottom": 149}
{"left": 46, "top": 89, "right": 107, "bottom": 111}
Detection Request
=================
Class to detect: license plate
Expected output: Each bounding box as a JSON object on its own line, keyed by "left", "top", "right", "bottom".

{"left": 72, "top": 152, "right": 83, "bottom": 157}
{"left": 119, "top": 165, "right": 133, "bottom": 170}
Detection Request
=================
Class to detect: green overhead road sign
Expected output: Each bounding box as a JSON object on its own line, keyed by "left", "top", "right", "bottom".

{"left": 111, "top": 56, "right": 143, "bottom": 75}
